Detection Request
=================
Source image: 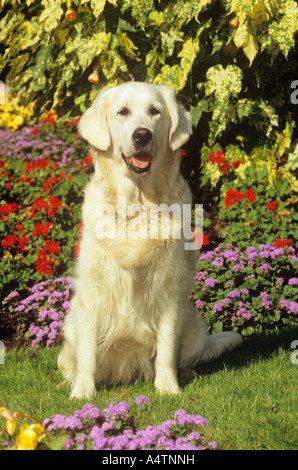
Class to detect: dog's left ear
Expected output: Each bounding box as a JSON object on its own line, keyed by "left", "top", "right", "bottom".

{"left": 78, "top": 88, "right": 111, "bottom": 150}
{"left": 159, "top": 86, "right": 193, "bottom": 151}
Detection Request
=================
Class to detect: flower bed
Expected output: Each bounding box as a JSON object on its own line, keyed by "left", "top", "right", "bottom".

{"left": 192, "top": 243, "right": 298, "bottom": 336}
{"left": 0, "top": 118, "right": 90, "bottom": 304}
{"left": 1, "top": 398, "right": 217, "bottom": 450}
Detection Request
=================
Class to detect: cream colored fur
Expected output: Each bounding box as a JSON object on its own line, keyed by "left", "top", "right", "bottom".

{"left": 58, "top": 82, "right": 242, "bottom": 399}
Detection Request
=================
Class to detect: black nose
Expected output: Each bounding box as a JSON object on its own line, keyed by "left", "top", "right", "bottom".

{"left": 132, "top": 128, "right": 152, "bottom": 148}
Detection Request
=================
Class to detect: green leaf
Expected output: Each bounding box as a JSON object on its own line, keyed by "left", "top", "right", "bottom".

{"left": 205, "top": 64, "right": 243, "bottom": 143}
{"left": 39, "top": 0, "right": 63, "bottom": 33}
{"left": 190, "top": 99, "right": 208, "bottom": 127}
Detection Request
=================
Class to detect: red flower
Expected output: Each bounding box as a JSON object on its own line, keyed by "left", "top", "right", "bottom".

{"left": 36, "top": 249, "right": 52, "bottom": 275}
{"left": 0, "top": 202, "right": 18, "bottom": 215}
{"left": 208, "top": 151, "right": 217, "bottom": 163}
{"left": 208, "top": 150, "right": 229, "bottom": 173}
{"left": 32, "top": 222, "right": 52, "bottom": 236}
{"left": 219, "top": 162, "right": 229, "bottom": 174}
{"left": 232, "top": 160, "right": 241, "bottom": 169}
{"left": 75, "top": 223, "right": 84, "bottom": 256}
{"left": 17, "top": 236, "right": 30, "bottom": 251}
{"left": 44, "top": 240, "right": 61, "bottom": 254}
{"left": 224, "top": 188, "right": 245, "bottom": 208}
{"left": 245, "top": 189, "right": 257, "bottom": 202}
{"left": 0, "top": 159, "right": 6, "bottom": 168}
{"left": 37, "top": 159, "right": 50, "bottom": 169}
{"left": 31, "top": 198, "right": 44, "bottom": 214}
{"left": 266, "top": 201, "right": 279, "bottom": 210}
{"left": 42, "top": 111, "right": 58, "bottom": 126}
{"left": 47, "top": 195, "right": 62, "bottom": 217}
{"left": 208, "top": 150, "right": 225, "bottom": 164}
{"left": 84, "top": 154, "right": 93, "bottom": 166}
{"left": 181, "top": 149, "right": 187, "bottom": 156}
{"left": 43, "top": 175, "right": 61, "bottom": 192}
{"left": 203, "top": 233, "right": 210, "bottom": 245}
{"left": 1, "top": 234, "right": 17, "bottom": 249}
{"left": 33, "top": 196, "right": 48, "bottom": 211}
{"left": 74, "top": 237, "right": 82, "bottom": 256}
{"left": 78, "top": 223, "right": 84, "bottom": 235}
{"left": 14, "top": 223, "right": 26, "bottom": 235}
{"left": 30, "top": 127, "right": 40, "bottom": 136}
{"left": 274, "top": 239, "right": 292, "bottom": 248}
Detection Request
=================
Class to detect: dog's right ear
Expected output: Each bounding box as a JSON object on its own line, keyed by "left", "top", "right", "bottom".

{"left": 78, "top": 89, "right": 111, "bottom": 151}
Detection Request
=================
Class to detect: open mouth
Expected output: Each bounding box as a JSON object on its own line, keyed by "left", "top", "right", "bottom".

{"left": 122, "top": 151, "right": 151, "bottom": 174}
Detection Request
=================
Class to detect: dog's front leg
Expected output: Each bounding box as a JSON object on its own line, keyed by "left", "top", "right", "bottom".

{"left": 154, "top": 309, "right": 181, "bottom": 395}
{"left": 70, "top": 305, "right": 98, "bottom": 400}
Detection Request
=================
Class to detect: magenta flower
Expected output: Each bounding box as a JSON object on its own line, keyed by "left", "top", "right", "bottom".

{"left": 135, "top": 396, "right": 149, "bottom": 405}
{"left": 204, "top": 278, "right": 216, "bottom": 288}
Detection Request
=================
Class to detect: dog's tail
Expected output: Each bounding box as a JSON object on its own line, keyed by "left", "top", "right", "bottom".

{"left": 199, "top": 331, "right": 243, "bottom": 363}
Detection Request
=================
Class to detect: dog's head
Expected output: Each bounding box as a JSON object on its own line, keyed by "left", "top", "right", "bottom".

{"left": 79, "top": 82, "right": 192, "bottom": 176}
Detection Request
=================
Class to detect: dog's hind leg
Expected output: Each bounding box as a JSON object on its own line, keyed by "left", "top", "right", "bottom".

{"left": 199, "top": 331, "right": 243, "bottom": 363}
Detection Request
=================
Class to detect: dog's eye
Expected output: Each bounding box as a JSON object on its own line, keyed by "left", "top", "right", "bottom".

{"left": 117, "top": 107, "right": 129, "bottom": 116}
{"left": 150, "top": 106, "right": 161, "bottom": 116}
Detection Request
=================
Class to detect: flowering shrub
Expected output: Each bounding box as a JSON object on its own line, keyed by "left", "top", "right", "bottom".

{"left": 1, "top": 398, "right": 216, "bottom": 450}
{"left": 0, "top": 117, "right": 90, "bottom": 303}
{"left": 3, "top": 278, "right": 73, "bottom": 348}
{"left": 192, "top": 243, "right": 298, "bottom": 336}
{"left": 200, "top": 144, "right": 298, "bottom": 249}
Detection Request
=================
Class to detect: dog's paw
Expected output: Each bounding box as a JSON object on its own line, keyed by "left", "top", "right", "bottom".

{"left": 179, "top": 368, "right": 197, "bottom": 379}
{"left": 70, "top": 377, "right": 97, "bottom": 400}
{"left": 154, "top": 373, "right": 180, "bottom": 395}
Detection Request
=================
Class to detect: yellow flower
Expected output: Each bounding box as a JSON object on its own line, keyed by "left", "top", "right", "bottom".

{"left": 16, "top": 423, "right": 44, "bottom": 450}
{"left": 6, "top": 418, "right": 17, "bottom": 435}
{"left": 0, "top": 406, "right": 17, "bottom": 435}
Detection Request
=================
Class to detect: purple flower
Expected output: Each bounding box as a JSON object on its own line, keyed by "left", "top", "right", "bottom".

{"left": 287, "top": 301, "right": 298, "bottom": 315}
{"left": 195, "top": 299, "right": 204, "bottom": 308}
{"left": 260, "top": 250, "right": 270, "bottom": 259}
{"left": 208, "top": 440, "right": 218, "bottom": 449}
{"left": 289, "top": 278, "right": 298, "bottom": 286}
{"left": 135, "top": 396, "right": 149, "bottom": 405}
{"left": 232, "top": 264, "right": 244, "bottom": 272}
{"left": 241, "top": 288, "right": 249, "bottom": 295}
{"left": 90, "top": 425, "right": 105, "bottom": 441}
{"left": 228, "top": 290, "right": 241, "bottom": 298}
{"left": 63, "top": 416, "right": 83, "bottom": 430}
{"left": 103, "top": 401, "right": 130, "bottom": 419}
{"left": 259, "top": 263, "right": 271, "bottom": 270}
{"left": 214, "top": 303, "right": 224, "bottom": 312}
{"left": 204, "top": 278, "right": 216, "bottom": 288}
{"left": 174, "top": 409, "right": 208, "bottom": 427}
{"left": 211, "top": 257, "right": 224, "bottom": 267}
{"left": 247, "top": 251, "right": 258, "bottom": 261}
{"left": 195, "top": 270, "right": 209, "bottom": 282}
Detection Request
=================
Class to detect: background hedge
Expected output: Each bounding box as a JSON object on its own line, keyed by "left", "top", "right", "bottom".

{"left": 1, "top": 1, "right": 298, "bottom": 150}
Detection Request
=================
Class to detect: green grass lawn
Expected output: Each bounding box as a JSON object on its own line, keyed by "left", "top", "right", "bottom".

{"left": 1, "top": 327, "right": 297, "bottom": 450}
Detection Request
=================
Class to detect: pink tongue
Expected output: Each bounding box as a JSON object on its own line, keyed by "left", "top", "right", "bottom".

{"left": 130, "top": 155, "right": 150, "bottom": 169}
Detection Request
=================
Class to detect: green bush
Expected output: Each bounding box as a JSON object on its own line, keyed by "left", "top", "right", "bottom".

{"left": 1, "top": 0, "right": 298, "bottom": 152}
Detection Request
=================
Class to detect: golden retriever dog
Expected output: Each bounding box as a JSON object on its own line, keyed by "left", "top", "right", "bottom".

{"left": 58, "top": 82, "right": 242, "bottom": 399}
